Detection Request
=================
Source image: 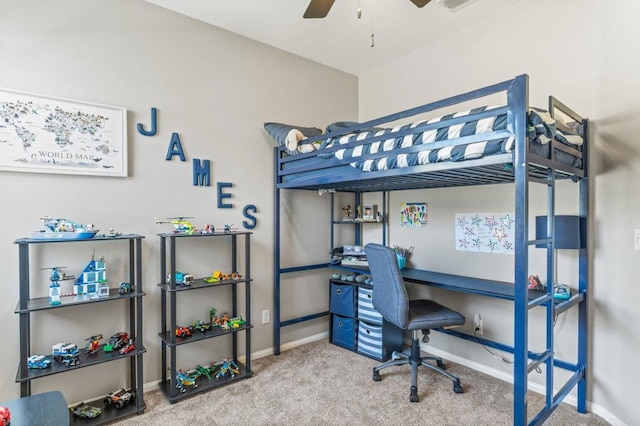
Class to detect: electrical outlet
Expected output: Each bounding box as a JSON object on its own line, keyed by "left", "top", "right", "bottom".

{"left": 262, "top": 309, "right": 270, "bottom": 324}
{"left": 473, "top": 313, "right": 483, "bottom": 335}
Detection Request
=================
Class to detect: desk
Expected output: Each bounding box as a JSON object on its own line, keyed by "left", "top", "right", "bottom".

{"left": 0, "top": 391, "right": 69, "bottom": 426}
{"left": 401, "top": 267, "right": 584, "bottom": 315}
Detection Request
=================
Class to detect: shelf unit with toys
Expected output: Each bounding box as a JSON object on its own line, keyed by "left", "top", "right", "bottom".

{"left": 13, "top": 234, "right": 146, "bottom": 425}
{"left": 158, "top": 230, "right": 253, "bottom": 403}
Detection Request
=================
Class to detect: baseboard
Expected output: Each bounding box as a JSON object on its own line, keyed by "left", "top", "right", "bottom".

{"left": 422, "top": 342, "right": 623, "bottom": 425}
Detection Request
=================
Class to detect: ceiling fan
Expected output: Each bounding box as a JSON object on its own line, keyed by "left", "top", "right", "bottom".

{"left": 304, "top": 0, "right": 431, "bottom": 19}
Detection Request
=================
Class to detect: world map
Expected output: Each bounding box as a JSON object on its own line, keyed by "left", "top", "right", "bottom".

{"left": 0, "top": 91, "right": 126, "bottom": 176}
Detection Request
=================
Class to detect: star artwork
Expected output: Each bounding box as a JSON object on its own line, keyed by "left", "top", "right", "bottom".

{"left": 455, "top": 213, "right": 515, "bottom": 254}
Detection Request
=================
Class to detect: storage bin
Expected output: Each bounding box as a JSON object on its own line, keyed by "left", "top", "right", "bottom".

{"left": 330, "top": 283, "right": 354, "bottom": 317}
{"left": 357, "top": 320, "right": 403, "bottom": 361}
{"left": 357, "top": 287, "right": 382, "bottom": 325}
{"left": 331, "top": 314, "right": 355, "bottom": 350}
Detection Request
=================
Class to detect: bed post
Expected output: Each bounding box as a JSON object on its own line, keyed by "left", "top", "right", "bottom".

{"left": 577, "top": 119, "right": 589, "bottom": 413}
{"left": 509, "top": 74, "right": 530, "bottom": 425}
{"left": 274, "top": 147, "right": 282, "bottom": 355}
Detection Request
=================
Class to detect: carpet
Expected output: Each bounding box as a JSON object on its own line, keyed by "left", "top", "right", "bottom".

{"left": 111, "top": 339, "right": 608, "bottom": 425}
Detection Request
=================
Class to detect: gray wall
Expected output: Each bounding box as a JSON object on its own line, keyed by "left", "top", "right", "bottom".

{"left": 359, "top": 0, "right": 638, "bottom": 423}
{"left": 0, "top": 0, "right": 357, "bottom": 404}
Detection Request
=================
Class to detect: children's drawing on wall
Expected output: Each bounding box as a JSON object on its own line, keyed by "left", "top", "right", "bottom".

{"left": 455, "top": 212, "right": 515, "bottom": 254}
{"left": 401, "top": 203, "right": 428, "bottom": 227}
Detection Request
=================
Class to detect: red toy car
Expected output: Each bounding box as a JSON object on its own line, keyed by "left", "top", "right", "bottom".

{"left": 0, "top": 406, "right": 9, "bottom": 426}
{"left": 175, "top": 326, "right": 192, "bottom": 338}
{"left": 120, "top": 340, "right": 135, "bottom": 355}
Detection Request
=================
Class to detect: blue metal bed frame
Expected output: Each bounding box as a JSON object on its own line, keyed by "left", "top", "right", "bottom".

{"left": 273, "top": 74, "right": 588, "bottom": 425}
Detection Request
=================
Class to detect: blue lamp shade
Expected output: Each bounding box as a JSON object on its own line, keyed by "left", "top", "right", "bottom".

{"left": 535, "top": 215, "right": 586, "bottom": 249}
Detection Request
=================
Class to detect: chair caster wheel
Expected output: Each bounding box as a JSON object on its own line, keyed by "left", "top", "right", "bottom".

{"left": 373, "top": 369, "right": 381, "bottom": 382}
{"left": 437, "top": 360, "right": 446, "bottom": 369}
{"left": 453, "top": 379, "right": 463, "bottom": 394}
{"left": 410, "top": 386, "right": 419, "bottom": 402}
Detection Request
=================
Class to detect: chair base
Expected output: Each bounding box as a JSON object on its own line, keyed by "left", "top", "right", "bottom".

{"left": 372, "top": 331, "right": 463, "bottom": 402}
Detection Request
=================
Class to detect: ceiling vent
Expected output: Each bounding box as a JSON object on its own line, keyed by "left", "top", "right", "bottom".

{"left": 437, "top": 0, "right": 479, "bottom": 12}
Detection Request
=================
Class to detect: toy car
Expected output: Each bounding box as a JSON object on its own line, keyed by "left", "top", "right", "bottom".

{"left": 189, "top": 320, "right": 211, "bottom": 333}
{"left": 0, "top": 406, "right": 10, "bottom": 426}
{"left": 103, "top": 388, "right": 134, "bottom": 410}
{"left": 553, "top": 284, "right": 571, "bottom": 301}
{"left": 52, "top": 342, "right": 80, "bottom": 367}
{"left": 227, "top": 317, "right": 246, "bottom": 329}
{"left": 27, "top": 354, "right": 52, "bottom": 369}
{"left": 176, "top": 325, "right": 192, "bottom": 338}
{"left": 104, "top": 332, "right": 129, "bottom": 352}
{"left": 167, "top": 271, "right": 194, "bottom": 286}
{"left": 120, "top": 341, "right": 135, "bottom": 355}
{"left": 527, "top": 274, "right": 545, "bottom": 291}
{"left": 69, "top": 402, "right": 102, "bottom": 419}
{"left": 118, "top": 282, "right": 134, "bottom": 294}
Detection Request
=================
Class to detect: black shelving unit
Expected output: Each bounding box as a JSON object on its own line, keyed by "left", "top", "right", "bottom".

{"left": 14, "top": 234, "right": 146, "bottom": 425}
{"left": 158, "top": 231, "right": 253, "bottom": 403}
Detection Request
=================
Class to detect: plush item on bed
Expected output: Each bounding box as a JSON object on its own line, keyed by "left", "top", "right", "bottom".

{"left": 264, "top": 122, "right": 323, "bottom": 155}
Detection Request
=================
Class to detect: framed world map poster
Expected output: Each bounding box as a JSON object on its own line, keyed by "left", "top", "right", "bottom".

{"left": 0, "top": 88, "right": 127, "bottom": 177}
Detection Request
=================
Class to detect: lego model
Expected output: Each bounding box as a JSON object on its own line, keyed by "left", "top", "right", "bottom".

{"left": 0, "top": 406, "right": 10, "bottom": 426}
{"left": 167, "top": 271, "right": 194, "bottom": 286}
{"left": 69, "top": 402, "right": 102, "bottom": 419}
{"left": 554, "top": 284, "right": 572, "bottom": 301}
{"left": 104, "top": 332, "right": 129, "bottom": 352}
{"left": 155, "top": 216, "right": 197, "bottom": 234}
{"left": 215, "top": 359, "right": 240, "bottom": 379}
{"left": 27, "top": 354, "right": 52, "bottom": 369}
{"left": 189, "top": 320, "right": 211, "bottom": 333}
{"left": 193, "top": 363, "right": 218, "bottom": 380}
{"left": 212, "top": 312, "right": 230, "bottom": 328}
{"left": 118, "top": 281, "right": 134, "bottom": 294}
{"left": 227, "top": 316, "right": 246, "bottom": 329}
{"left": 176, "top": 326, "right": 192, "bottom": 338}
{"left": 52, "top": 343, "right": 80, "bottom": 367}
{"left": 32, "top": 216, "right": 99, "bottom": 240}
{"left": 43, "top": 266, "right": 75, "bottom": 306}
{"left": 75, "top": 255, "right": 108, "bottom": 297}
{"left": 103, "top": 388, "right": 134, "bottom": 410}
{"left": 120, "top": 340, "right": 135, "bottom": 355}
{"left": 84, "top": 334, "right": 103, "bottom": 355}
{"left": 176, "top": 369, "right": 198, "bottom": 393}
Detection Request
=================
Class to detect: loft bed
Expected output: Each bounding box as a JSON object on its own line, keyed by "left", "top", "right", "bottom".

{"left": 271, "top": 74, "right": 588, "bottom": 425}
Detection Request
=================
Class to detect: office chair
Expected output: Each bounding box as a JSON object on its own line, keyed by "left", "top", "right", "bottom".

{"left": 364, "top": 243, "right": 465, "bottom": 402}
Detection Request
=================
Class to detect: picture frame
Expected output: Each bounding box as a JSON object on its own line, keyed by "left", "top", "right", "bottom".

{"left": 362, "top": 204, "right": 377, "bottom": 221}
{"left": 0, "top": 88, "right": 128, "bottom": 177}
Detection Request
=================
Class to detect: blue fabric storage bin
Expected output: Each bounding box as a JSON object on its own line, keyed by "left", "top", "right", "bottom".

{"left": 330, "top": 283, "right": 354, "bottom": 317}
{"left": 357, "top": 286, "right": 382, "bottom": 325}
{"left": 357, "top": 320, "right": 403, "bottom": 361}
{"left": 357, "top": 320, "right": 384, "bottom": 359}
{"left": 331, "top": 314, "right": 355, "bottom": 350}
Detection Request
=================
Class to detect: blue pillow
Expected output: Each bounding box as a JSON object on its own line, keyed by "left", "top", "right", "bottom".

{"left": 325, "top": 121, "right": 386, "bottom": 135}
{"left": 264, "top": 122, "right": 323, "bottom": 154}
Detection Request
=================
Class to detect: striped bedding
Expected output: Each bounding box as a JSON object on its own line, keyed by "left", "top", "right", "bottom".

{"left": 299, "top": 106, "right": 583, "bottom": 172}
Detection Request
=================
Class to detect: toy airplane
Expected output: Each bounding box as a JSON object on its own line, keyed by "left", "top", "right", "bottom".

{"left": 32, "top": 217, "right": 99, "bottom": 240}
{"left": 155, "top": 216, "right": 197, "bottom": 234}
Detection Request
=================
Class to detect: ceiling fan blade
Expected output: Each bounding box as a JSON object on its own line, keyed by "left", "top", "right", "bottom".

{"left": 304, "top": 0, "right": 336, "bottom": 18}
{"left": 410, "top": 0, "right": 432, "bottom": 8}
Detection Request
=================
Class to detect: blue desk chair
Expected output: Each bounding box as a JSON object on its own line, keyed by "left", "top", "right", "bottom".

{"left": 364, "top": 243, "right": 465, "bottom": 402}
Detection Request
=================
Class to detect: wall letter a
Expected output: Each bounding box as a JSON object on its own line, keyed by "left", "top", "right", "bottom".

{"left": 166, "top": 133, "right": 186, "bottom": 161}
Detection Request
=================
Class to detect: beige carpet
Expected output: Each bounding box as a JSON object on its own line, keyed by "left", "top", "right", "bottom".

{"left": 111, "top": 339, "right": 608, "bottom": 425}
